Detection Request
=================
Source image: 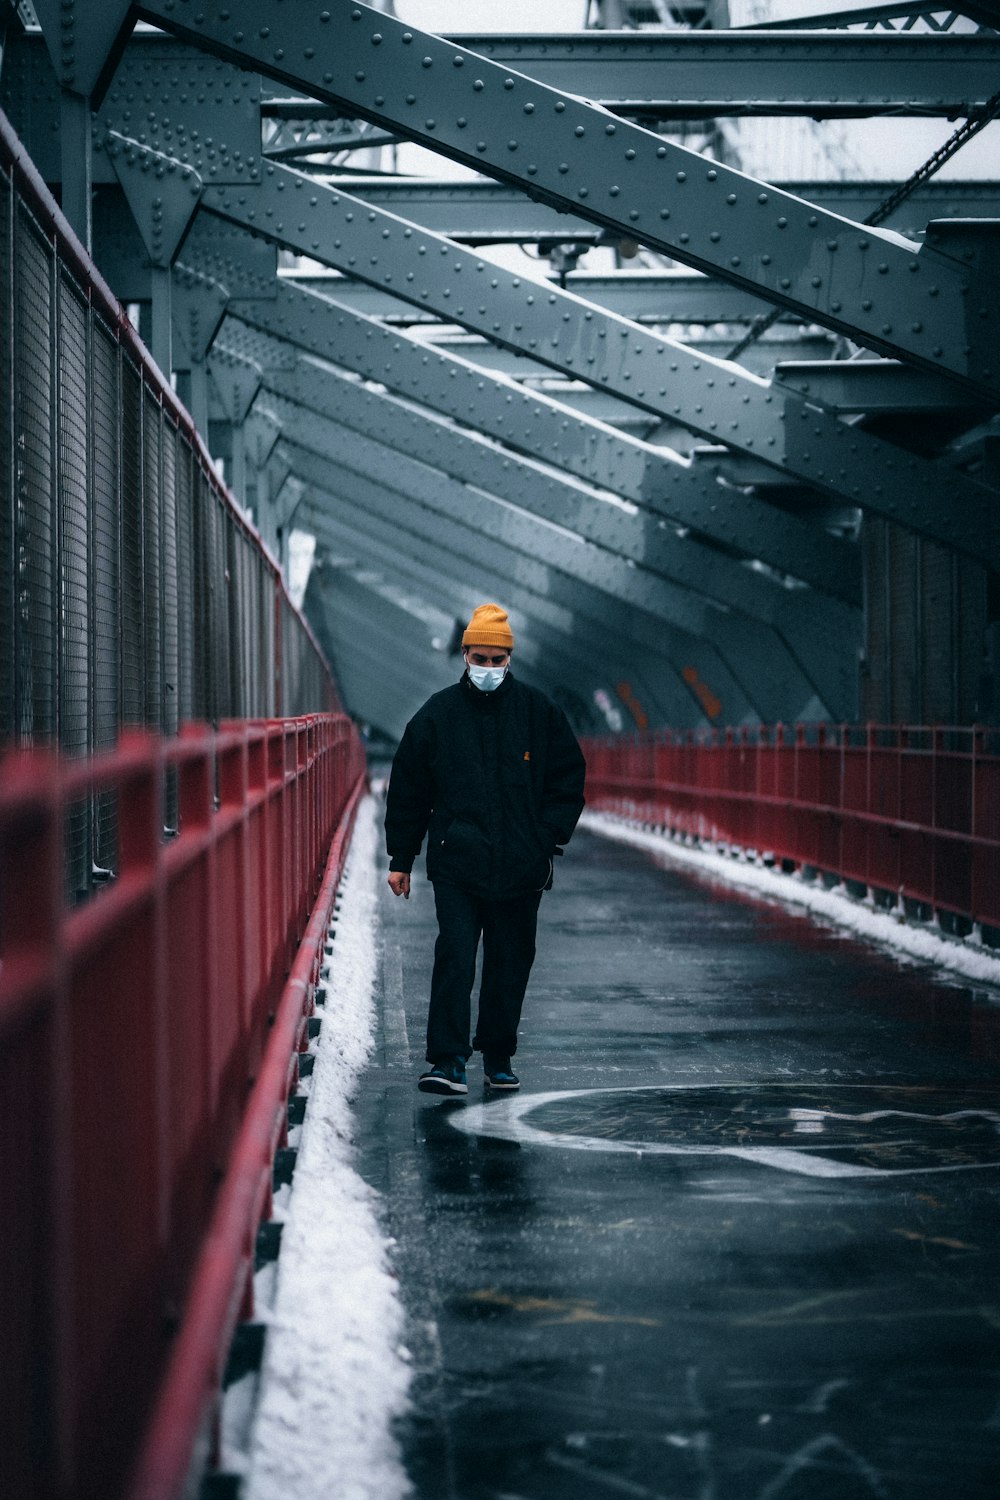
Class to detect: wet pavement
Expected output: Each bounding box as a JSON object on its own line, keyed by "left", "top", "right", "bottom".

{"left": 355, "top": 826, "right": 1000, "bottom": 1500}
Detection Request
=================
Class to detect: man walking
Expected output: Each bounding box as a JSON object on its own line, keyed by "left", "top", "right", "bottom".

{"left": 385, "top": 604, "right": 586, "bottom": 1096}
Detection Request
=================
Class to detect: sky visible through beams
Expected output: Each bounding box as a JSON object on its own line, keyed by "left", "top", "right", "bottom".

{"left": 393, "top": 0, "right": 1000, "bottom": 181}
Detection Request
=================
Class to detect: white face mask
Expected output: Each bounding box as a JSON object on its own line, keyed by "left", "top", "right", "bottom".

{"left": 467, "top": 662, "right": 507, "bottom": 692}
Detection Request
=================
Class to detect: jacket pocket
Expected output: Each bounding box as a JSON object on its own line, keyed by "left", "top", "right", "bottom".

{"left": 428, "top": 815, "right": 489, "bottom": 886}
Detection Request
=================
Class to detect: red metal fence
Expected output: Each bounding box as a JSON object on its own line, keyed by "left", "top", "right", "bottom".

{"left": 583, "top": 724, "right": 1000, "bottom": 933}
{"left": 0, "top": 715, "right": 366, "bottom": 1500}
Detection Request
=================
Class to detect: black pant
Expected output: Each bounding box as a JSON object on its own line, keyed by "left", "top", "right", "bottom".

{"left": 427, "top": 882, "right": 544, "bottom": 1063}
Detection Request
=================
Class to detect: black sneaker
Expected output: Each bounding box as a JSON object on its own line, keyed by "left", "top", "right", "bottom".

{"left": 483, "top": 1057, "right": 520, "bottom": 1091}
{"left": 417, "top": 1057, "right": 468, "bottom": 1095}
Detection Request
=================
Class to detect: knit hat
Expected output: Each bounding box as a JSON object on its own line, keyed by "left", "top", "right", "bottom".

{"left": 462, "top": 602, "right": 514, "bottom": 650}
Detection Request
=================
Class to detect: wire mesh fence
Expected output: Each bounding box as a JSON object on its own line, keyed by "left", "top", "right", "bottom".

{"left": 0, "top": 109, "right": 340, "bottom": 900}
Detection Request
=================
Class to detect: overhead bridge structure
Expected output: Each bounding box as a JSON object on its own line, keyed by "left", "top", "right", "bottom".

{"left": 1, "top": 0, "right": 999, "bottom": 1496}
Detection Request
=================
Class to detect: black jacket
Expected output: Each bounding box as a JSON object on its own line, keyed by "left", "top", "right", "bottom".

{"left": 385, "top": 671, "right": 586, "bottom": 900}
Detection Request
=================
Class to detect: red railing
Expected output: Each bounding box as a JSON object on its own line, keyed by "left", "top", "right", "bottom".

{"left": 583, "top": 724, "right": 1000, "bottom": 931}
{"left": 0, "top": 716, "right": 366, "bottom": 1500}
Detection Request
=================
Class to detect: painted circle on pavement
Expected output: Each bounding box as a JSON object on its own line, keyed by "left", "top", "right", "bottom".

{"left": 449, "top": 1083, "right": 1000, "bottom": 1178}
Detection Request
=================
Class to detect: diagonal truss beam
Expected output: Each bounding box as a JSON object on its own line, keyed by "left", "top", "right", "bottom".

{"left": 253, "top": 352, "right": 858, "bottom": 646}
{"left": 265, "top": 394, "right": 854, "bottom": 717}
{"left": 407, "top": 329, "right": 838, "bottom": 382}
{"left": 132, "top": 0, "right": 1000, "bottom": 404}
{"left": 371, "top": 29, "right": 1000, "bottom": 119}
{"left": 306, "top": 565, "right": 664, "bottom": 738}
{"left": 284, "top": 269, "right": 783, "bottom": 326}
{"left": 258, "top": 30, "right": 1000, "bottom": 120}
{"left": 231, "top": 283, "right": 859, "bottom": 601}
{"left": 304, "top": 486, "right": 826, "bottom": 729}
{"left": 191, "top": 169, "right": 997, "bottom": 565}
{"left": 303, "top": 505, "right": 690, "bottom": 728}
{"left": 296, "top": 459, "right": 769, "bottom": 726}
{"left": 306, "top": 178, "right": 1000, "bottom": 245}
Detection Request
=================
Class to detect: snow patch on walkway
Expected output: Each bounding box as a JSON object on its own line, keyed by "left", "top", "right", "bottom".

{"left": 245, "top": 796, "right": 412, "bottom": 1500}
{"left": 583, "top": 810, "right": 1000, "bottom": 992}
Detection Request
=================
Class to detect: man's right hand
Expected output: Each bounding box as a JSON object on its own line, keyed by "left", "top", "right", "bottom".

{"left": 387, "top": 871, "right": 411, "bottom": 899}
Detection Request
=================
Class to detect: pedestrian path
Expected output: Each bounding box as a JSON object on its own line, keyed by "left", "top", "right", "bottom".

{"left": 356, "top": 825, "right": 1000, "bottom": 1500}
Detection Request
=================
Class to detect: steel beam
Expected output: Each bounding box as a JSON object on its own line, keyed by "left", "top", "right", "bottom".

{"left": 268, "top": 401, "right": 851, "bottom": 717}
{"left": 433, "top": 30, "right": 1000, "bottom": 117}
{"left": 316, "top": 177, "right": 1000, "bottom": 245}
{"left": 195, "top": 171, "right": 997, "bottom": 564}
{"left": 289, "top": 253, "right": 1000, "bottom": 333}
{"left": 281, "top": 271, "right": 794, "bottom": 326}
{"left": 252, "top": 351, "right": 857, "bottom": 647}
{"left": 298, "top": 468, "right": 757, "bottom": 727}
{"left": 132, "top": 0, "right": 1000, "bottom": 404}
{"left": 259, "top": 377, "right": 853, "bottom": 646}
{"left": 254, "top": 29, "right": 1000, "bottom": 118}
{"left": 234, "top": 282, "right": 860, "bottom": 602}
{"left": 305, "top": 565, "right": 624, "bottom": 737}
{"left": 773, "top": 360, "right": 984, "bottom": 413}
{"left": 744, "top": 4, "right": 1000, "bottom": 34}
{"left": 304, "top": 575, "right": 461, "bottom": 736}
{"left": 416, "top": 330, "right": 840, "bottom": 382}
{"left": 265, "top": 397, "right": 718, "bottom": 638}
{"left": 304, "top": 494, "right": 782, "bottom": 731}
{"left": 263, "top": 283, "right": 809, "bottom": 362}
{"left": 302, "top": 496, "right": 654, "bottom": 697}
{"left": 313, "top": 551, "right": 702, "bottom": 737}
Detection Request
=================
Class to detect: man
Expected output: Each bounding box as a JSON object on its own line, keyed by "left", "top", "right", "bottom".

{"left": 385, "top": 603, "right": 586, "bottom": 1096}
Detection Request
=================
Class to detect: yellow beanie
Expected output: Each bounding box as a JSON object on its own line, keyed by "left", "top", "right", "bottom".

{"left": 462, "top": 602, "right": 514, "bottom": 650}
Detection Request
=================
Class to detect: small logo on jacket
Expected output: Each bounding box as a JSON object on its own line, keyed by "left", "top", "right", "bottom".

{"left": 523, "top": 751, "right": 531, "bottom": 761}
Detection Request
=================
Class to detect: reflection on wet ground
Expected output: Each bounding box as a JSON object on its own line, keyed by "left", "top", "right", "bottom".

{"left": 356, "top": 828, "right": 1000, "bottom": 1500}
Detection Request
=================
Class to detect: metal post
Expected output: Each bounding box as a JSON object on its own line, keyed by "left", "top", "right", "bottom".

{"left": 150, "top": 264, "right": 172, "bottom": 382}
{"left": 189, "top": 359, "right": 209, "bottom": 444}
{"left": 59, "top": 90, "right": 92, "bottom": 250}
{"left": 231, "top": 421, "right": 247, "bottom": 512}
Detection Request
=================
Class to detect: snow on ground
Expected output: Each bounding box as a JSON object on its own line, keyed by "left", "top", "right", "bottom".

{"left": 583, "top": 810, "right": 1000, "bottom": 992}
{"left": 243, "top": 796, "right": 412, "bottom": 1500}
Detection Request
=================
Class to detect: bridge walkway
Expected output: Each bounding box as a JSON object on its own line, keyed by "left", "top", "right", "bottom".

{"left": 357, "top": 824, "right": 1000, "bottom": 1500}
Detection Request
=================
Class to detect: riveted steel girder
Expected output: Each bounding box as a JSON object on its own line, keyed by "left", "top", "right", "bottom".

{"left": 774, "top": 360, "right": 983, "bottom": 413}
{"left": 264, "top": 395, "right": 718, "bottom": 638}
{"left": 419, "top": 330, "right": 839, "bottom": 382}
{"left": 304, "top": 562, "right": 622, "bottom": 737}
{"left": 101, "top": 128, "right": 202, "bottom": 266}
{"left": 298, "top": 467, "right": 757, "bottom": 727}
{"left": 267, "top": 398, "right": 851, "bottom": 717}
{"left": 132, "top": 0, "right": 1000, "bottom": 404}
{"left": 305, "top": 498, "right": 607, "bottom": 677}
{"left": 172, "top": 263, "right": 230, "bottom": 363}
{"left": 304, "top": 513, "right": 639, "bottom": 716}
{"left": 207, "top": 344, "right": 261, "bottom": 424}
{"left": 0, "top": 30, "right": 262, "bottom": 183}
{"left": 304, "top": 575, "right": 461, "bottom": 732}
{"left": 245, "top": 408, "right": 281, "bottom": 471}
{"left": 435, "top": 30, "right": 1000, "bottom": 118}
{"left": 236, "top": 282, "right": 860, "bottom": 602}
{"left": 282, "top": 271, "right": 791, "bottom": 326}
{"left": 256, "top": 30, "right": 1000, "bottom": 120}
{"left": 325, "top": 177, "right": 1000, "bottom": 245}
{"left": 258, "top": 376, "right": 857, "bottom": 654}
{"left": 503, "top": 388, "right": 654, "bottom": 433}
{"left": 254, "top": 353, "right": 857, "bottom": 646}
{"left": 310, "top": 534, "right": 716, "bottom": 736}
{"left": 197, "top": 170, "right": 997, "bottom": 565}
{"left": 32, "top": 0, "right": 132, "bottom": 98}
{"left": 179, "top": 215, "right": 279, "bottom": 300}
